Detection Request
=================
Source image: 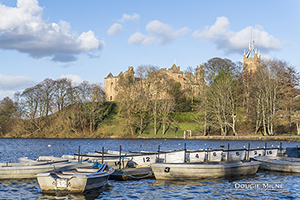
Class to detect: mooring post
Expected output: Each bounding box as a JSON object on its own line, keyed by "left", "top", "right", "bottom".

{"left": 280, "top": 142, "right": 282, "bottom": 153}
{"left": 119, "top": 145, "right": 122, "bottom": 169}
{"left": 102, "top": 147, "right": 104, "bottom": 164}
{"left": 247, "top": 143, "right": 250, "bottom": 161}
{"left": 265, "top": 143, "right": 267, "bottom": 156}
{"left": 227, "top": 143, "right": 230, "bottom": 161}
{"left": 78, "top": 146, "right": 80, "bottom": 163}
{"left": 207, "top": 148, "right": 209, "bottom": 162}
{"left": 157, "top": 145, "right": 160, "bottom": 163}
{"left": 184, "top": 143, "right": 186, "bottom": 163}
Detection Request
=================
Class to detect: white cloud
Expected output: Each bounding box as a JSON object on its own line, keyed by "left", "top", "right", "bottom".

{"left": 0, "top": 91, "right": 17, "bottom": 101}
{"left": 0, "top": 74, "right": 36, "bottom": 91}
{"left": 129, "top": 20, "right": 190, "bottom": 45}
{"left": 118, "top": 13, "right": 140, "bottom": 23}
{"left": 0, "top": 0, "right": 104, "bottom": 62}
{"left": 128, "top": 32, "right": 155, "bottom": 45}
{"left": 107, "top": 13, "right": 140, "bottom": 36}
{"left": 59, "top": 74, "right": 85, "bottom": 86}
{"left": 59, "top": 74, "right": 98, "bottom": 86}
{"left": 0, "top": 74, "right": 36, "bottom": 100}
{"left": 77, "top": 30, "right": 101, "bottom": 51}
{"left": 107, "top": 23, "right": 123, "bottom": 36}
{"left": 193, "top": 16, "right": 282, "bottom": 54}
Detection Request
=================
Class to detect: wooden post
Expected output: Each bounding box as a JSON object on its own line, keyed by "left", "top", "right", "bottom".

{"left": 184, "top": 131, "right": 186, "bottom": 139}
{"left": 78, "top": 146, "right": 80, "bottom": 163}
{"left": 280, "top": 142, "right": 282, "bottom": 152}
{"left": 247, "top": 143, "right": 250, "bottom": 161}
{"left": 207, "top": 148, "right": 209, "bottom": 162}
{"left": 157, "top": 145, "right": 160, "bottom": 163}
{"left": 264, "top": 143, "right": 267, "bottom": 156}
{"left": 119, "top": 145, "right": 122, "bottom": 169}
{"left": 102, "top": 147, "right": 104, "bottom": 164}
{"left": 184, "top": 143, "right": 186, "bottom": 163}
{"left": 227, "top": 143, "right": 230, "bottom": 161}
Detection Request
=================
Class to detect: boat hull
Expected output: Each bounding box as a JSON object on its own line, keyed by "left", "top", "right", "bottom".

{"left": 150, "top": 161, "right": 260, "bottom": 180}
{"left": 0, "top": 162, "right": 70, "bottom": 179}
{"left": 36, "top": 163, "right": 114, "bottom": 193}
{"left": 254, "top": 156, "right": 300, "bottom": 173}
{"left": 110, "top": 167, "right": 154, "bottom": 181}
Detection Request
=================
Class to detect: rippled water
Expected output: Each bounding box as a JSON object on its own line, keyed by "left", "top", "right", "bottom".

{"left": 0, "top": 138, "right": 300, "bottom": 199}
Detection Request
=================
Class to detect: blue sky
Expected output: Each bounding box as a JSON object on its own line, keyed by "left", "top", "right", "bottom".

{"left": 1, "top": 0, "right": 300, "bottom": 100}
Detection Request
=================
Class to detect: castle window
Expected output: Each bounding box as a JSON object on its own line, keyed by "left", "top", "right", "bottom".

{"left": 110, "top": 82, "right": 113, "bottom": 92}
{"left": 110, "top": 96, "right": 112, "bottom": 101}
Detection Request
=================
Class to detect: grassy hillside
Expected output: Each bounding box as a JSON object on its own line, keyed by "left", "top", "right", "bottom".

{"left": 3, "top": 101, "right": 297, "bottom": 139}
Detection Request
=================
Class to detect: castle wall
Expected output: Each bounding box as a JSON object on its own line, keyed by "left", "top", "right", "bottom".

{"left": 104, "top": 64, "right": 205, "bottom": 101}
{"left": 104, "top": 76, "right": 119, "bottom": 101}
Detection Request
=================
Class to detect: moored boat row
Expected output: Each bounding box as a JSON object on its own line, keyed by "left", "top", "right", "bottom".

{"left": 70, "top": 146, "right": 279, "bottom": 168}
{"left": 1, "top": 144, "right": 296, "bottom": 194}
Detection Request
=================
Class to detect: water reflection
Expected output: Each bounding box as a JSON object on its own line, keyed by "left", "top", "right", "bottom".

{"left": 153, "top": 173, "right": 259, "bottom": 186}
{"left": 38, "top": 184, "right": 112, "bottom": 200}
{"left": 0, "top": 179, "right": 39, "bottom": 199}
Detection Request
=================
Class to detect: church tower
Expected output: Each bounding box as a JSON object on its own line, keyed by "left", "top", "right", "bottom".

{"left": 243, "top": 31, "right": 261, "bottom": 75}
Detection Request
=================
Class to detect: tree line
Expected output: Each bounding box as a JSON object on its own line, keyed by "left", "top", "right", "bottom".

{"left": 0, "top": 78, "right": 113, "bottom": 137}
{"left": 0, "top": 57, "right": 299, "bottom": 137}
{"left": 196, "top": 58, "right": 300, "bottom": 136}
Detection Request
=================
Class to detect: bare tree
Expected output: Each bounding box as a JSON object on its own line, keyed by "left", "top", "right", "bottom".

{"left": 207, "top": 70, "right": 237, "bottom": 136}
{"left": 86, "top": 83, "right": 106, "bottom": 133}
{"left": 135, "top": 65, "right": 159, "bottom": 79}
{"left": 147, "top": 71, "right": 171, "bottom": 134}
{"left": 21, "top": 85, "right": 42, "bottom": 119}
{"left": 131, "top": 80, "right": 151, "bottom": 134}
{"left": 251, "top": 59, "right": 299, "bottom": 135}
{"left": 158, "top": 99, "right": 175, "bottom": 134}
{"left": 0, "top": 97, "right": 17, "bottom": 135}
{"left": 53, "top": 78, "right": 72, "bottom": 112}
{"left": 39, "top": 78, "right": 55, "bottom": 117}
{"left": 115, "top": 71, "right": 140, "bottom": 135}
{"left": 73, "top": 81, "right": 106, "bottom": 133}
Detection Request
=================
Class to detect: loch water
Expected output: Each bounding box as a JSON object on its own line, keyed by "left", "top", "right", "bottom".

{"left": 0, "top": 138, "right": 300, "bottom": 200}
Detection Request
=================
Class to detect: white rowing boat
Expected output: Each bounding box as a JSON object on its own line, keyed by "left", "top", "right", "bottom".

{"left": 36, "top": 162, "right": 114, "bottom": 193}
{"left": 0, "top": 161, "right": 71, "bottom": 179}
{"left": 150, "top": 161, "right": 261, "bottom": 180}
{"left": 253, "top": 156, "right": 300, "bottom": 173}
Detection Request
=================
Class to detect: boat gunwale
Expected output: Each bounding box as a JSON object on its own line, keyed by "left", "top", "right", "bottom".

{"left": 150, "top": 161, "right": 261, "bottom": 169}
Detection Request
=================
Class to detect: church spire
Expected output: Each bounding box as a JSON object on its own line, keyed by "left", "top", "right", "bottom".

{"left": 245, "top": 29, "right": 255, "bottom": 58}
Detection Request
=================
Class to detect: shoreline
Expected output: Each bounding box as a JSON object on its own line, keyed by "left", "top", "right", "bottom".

{"left": 2, "top": 135, "right": 300, "bottom": 141}
{"left": 137, "top": 135, "right": 300, "bottom": 141}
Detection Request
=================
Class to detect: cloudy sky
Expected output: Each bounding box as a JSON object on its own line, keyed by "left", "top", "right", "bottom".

{"left": 0, "top": 0, "right": 299, "bottom": 100}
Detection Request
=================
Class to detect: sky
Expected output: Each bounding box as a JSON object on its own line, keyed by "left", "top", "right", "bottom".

{"left": 0, "top": 0, "right": 300, "bottom": 100}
